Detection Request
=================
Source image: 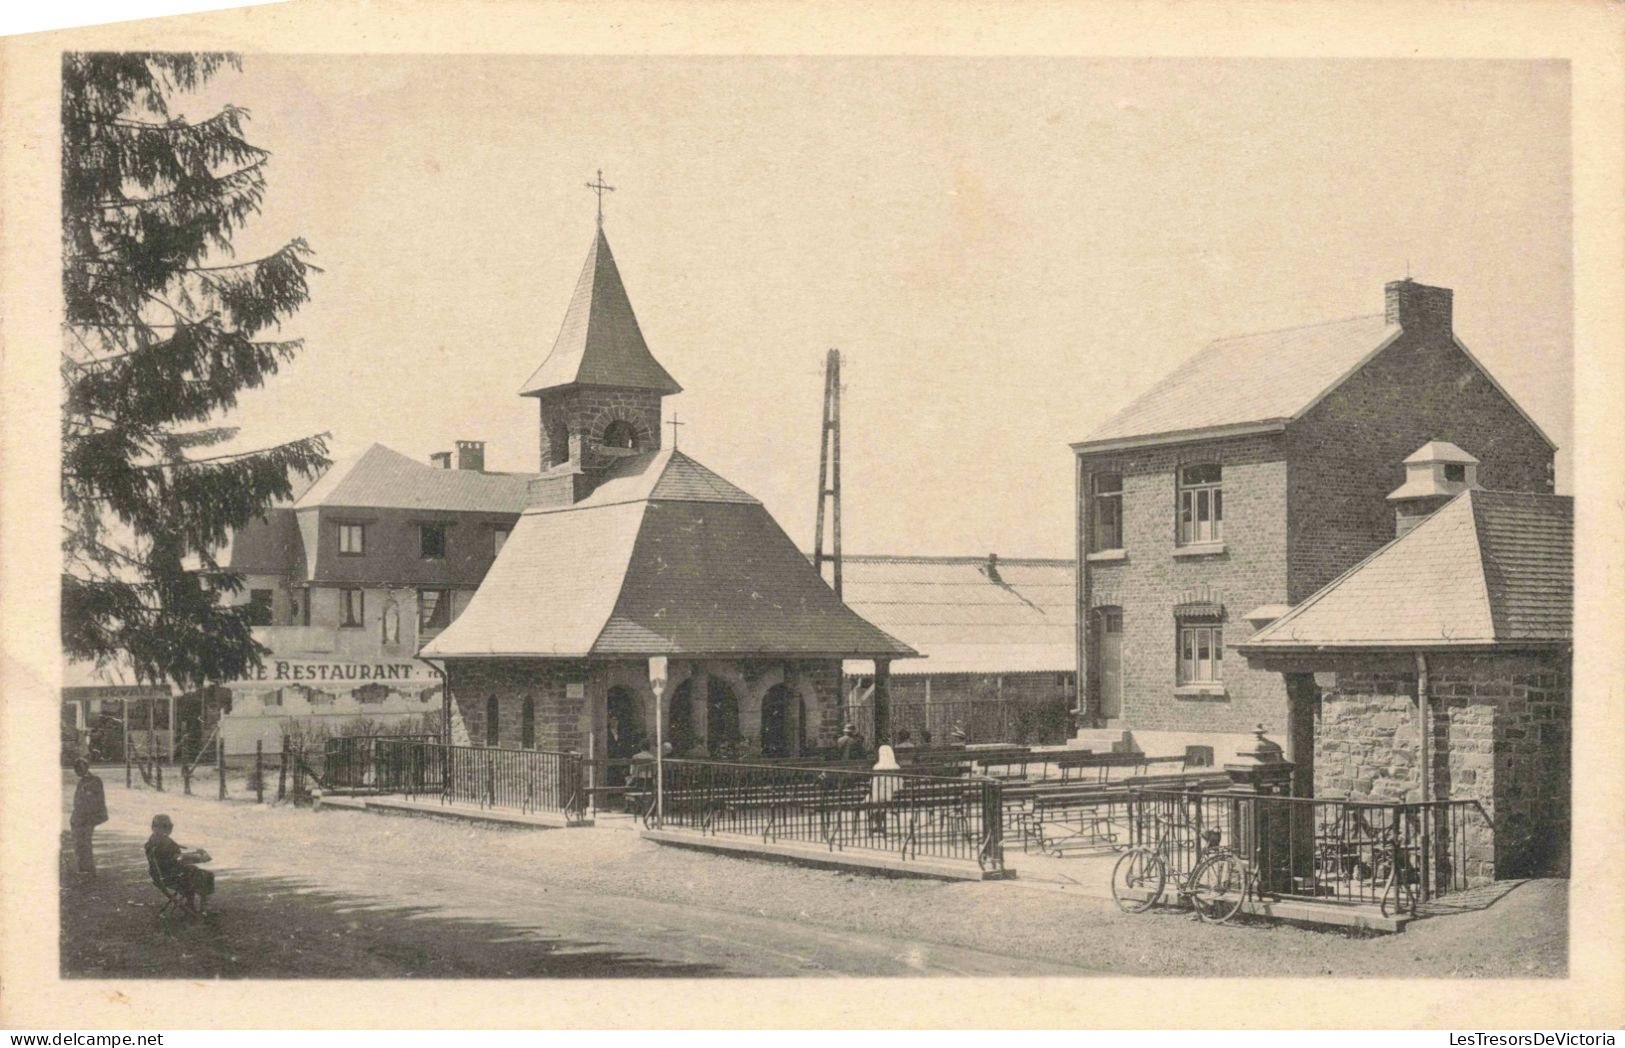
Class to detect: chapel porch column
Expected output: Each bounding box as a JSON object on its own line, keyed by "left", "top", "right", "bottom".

{"left": 873, "top": 658, "right": 891, "bottom": 747}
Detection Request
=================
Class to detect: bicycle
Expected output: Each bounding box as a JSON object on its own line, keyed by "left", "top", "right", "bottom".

{"left": 1112, "top": 824, "right": 1255, "bottom": 923}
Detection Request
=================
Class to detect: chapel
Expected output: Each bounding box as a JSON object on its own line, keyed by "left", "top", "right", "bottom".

{"left": 420, "top": 212, "right": 914, "bottom": 764}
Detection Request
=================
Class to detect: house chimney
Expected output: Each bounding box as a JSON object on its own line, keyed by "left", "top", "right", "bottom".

{"left": 429, "top": 451, "right": 452, "bottom": 470}
{"left": 1384, "top": 279, "right": 1453, "bottom": 335}
{"left": 455, "top": 440, "right": 486, "bottom": 472}
{"left": 984, "top": 552, "right": 1002, "bottom": 584}
{"left": 1388, "top": 440, "right": 1479, "bottom": 537}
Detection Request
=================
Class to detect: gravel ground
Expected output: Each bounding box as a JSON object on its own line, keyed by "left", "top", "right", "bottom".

{"left": 63, "top": 775, "right": 1567, "bottom": 979}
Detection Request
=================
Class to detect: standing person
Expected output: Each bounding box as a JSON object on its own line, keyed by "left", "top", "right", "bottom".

{"left": 69, "top": 758, "right": 107, "bottom": 878}
{"left": 835, "top": 723, "right": 866, "bottom": 762}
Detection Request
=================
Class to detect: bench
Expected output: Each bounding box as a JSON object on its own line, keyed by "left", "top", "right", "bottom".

{"left": 1004, "top": 771, "right": 1231, "bottom": 855}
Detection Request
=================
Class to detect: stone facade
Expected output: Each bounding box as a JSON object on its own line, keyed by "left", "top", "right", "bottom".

{"left": 536, "top": 386, "right": 662, "bottom": 470}
{"left": 1313, "top": 651, "right": 1570, "bottom": 882}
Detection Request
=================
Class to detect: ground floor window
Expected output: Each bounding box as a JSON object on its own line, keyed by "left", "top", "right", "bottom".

{"left": 340, "top": 588, "right": 365, "bottom": 628}
{"left": 1178, "top": 624, "right": 1223, "bottom": 684}
{"left": 418, "top": 588, "right": 451, "bottom": 631}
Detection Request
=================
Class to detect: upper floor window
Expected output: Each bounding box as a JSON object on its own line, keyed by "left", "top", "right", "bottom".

{"left": 1444, "top": 463, "right": 1467, "bottom": 483}
{"left": 1092, "top": 473, "right": 1123, "bottom": 551}
{"left": 418, "top": 588, "right": 452, "bottom": 632}
{"left": 1177, "top": 623, "right": 1223, "bottom": 684}
{"left": 602, "top": 419, "right": 639, "bottom": 450}
{"left": 337, "top": 523, "right": 365, "bottom": 555}
{"left": 420, "top": 523, "right": 447, "bottom": 560}
{"left": 246, "top": 588, "right": 273, "bottom": 627}
{"left": 340, "top": 587, "right": 365, "bottom": 629}
{"left": 1177, "top": 463, "right": 1222, "bottom": 546}
{"left": 493, "top": 527, "right": 511, "bottom": 557}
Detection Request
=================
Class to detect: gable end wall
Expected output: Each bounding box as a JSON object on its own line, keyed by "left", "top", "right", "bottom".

{"left": 1285, "top": 331, "right": 1554, "bottom": 601}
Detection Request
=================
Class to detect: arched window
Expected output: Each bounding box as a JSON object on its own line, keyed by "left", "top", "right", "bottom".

{"left": 485, "top": 695, "right": 500, "bottom": 747}
{"left": 520, "top": 698, "right": 535, "bottom": 750}
{"left": 602, "top": 419, "right": 639, "bottom": 450}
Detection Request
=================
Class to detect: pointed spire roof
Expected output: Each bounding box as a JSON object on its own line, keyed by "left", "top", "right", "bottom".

{"left": 520, "top": 228, "right": 682, "bottom": 397}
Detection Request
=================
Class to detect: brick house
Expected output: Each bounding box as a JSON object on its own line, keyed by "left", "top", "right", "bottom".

{"left": 1070, "top": 279, "right": 1556, "bottom": 779}
{"left": 1240, "top": 488, "right": 1572, "bottom": 880}
{"left": 420, "top": 224, "right": 914, "bottom": 763}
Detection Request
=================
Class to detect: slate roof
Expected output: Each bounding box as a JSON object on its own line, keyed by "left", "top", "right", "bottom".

{"left": 519, "top": 228, "right": 683, "bottom": 397}
{"left": 293, "top": 444, "right": 537, "bottom": 514}
{"left": 1242, "top": 490, "right": 1572, "bottom": 650}
{"left": 836, "top": 555, "right": 1075, "bottom": 676}
{"left": 226, "top": 506, "right": 305, "bottom": 576}
{"left": 1079, "top": 314, "right": 1401, "bottom": 448}
{"left": 421, "top": 447, "right": 915, "bottom": 660}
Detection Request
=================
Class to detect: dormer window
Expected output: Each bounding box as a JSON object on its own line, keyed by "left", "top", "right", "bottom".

{"left": 602, "top": 419, "right": 639, "bottom": 451}
{"left": 1177, "top": 463, "right": 1222, "bottom": 546}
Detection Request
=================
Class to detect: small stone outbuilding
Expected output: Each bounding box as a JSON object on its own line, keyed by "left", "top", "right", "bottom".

{"left": 1240, "top": 487, "right": 1571, "bottom": 881}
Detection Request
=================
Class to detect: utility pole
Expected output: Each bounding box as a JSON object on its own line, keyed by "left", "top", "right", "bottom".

{"left": 813, "top": 349, "right": 843, "bottom": 598}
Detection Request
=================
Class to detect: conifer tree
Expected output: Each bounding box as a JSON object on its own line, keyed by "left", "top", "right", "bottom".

{"left": 61, "top": 52, "right": 329, "bottom": 688}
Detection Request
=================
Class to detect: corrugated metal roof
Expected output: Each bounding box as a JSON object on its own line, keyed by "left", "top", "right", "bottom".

{"left": 836, "top": 555, "right": 1075, "bottom": 675}
{"left": 1243, "top": 490, "right": 1571, "bottom": 649}
{"left": 519, "top": 228, "right": 683, "bottom": 397}
{"left": 1081, "top": 314, "right": 1399, "bottom": 447}
{"left": 294, "top": 444, "right": 537, "bottom": 514}
{"left": 422, "top": 451, "right": 913, "bottom": 660}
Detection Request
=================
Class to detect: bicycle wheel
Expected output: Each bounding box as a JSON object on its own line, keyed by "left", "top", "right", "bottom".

{"left": 1111, "top": 847, "right": 1166, "bottom": 914}
{"left": 1188, "top": 851, "right": 1249, "bottom": 924}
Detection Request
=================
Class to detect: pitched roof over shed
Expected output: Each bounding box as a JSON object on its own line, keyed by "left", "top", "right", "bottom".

{"left": 836, "top": 555, "right": 1075, "bottom": 676}
{"left": 421, "top": 447, "right": 915, "bottom": 660}
{"left": 519, "top": 228, "right": 683, "bottom": 397}
{"left": 1241, "top": 490, "right": 1571, "bottom": 650}
{"left": 294, "top": 443, "right": 537, "bottom": 514}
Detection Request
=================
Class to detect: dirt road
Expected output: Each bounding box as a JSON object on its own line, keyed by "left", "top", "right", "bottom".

{"left": 62, "top": 775, "right": 1566, "bottom": 979}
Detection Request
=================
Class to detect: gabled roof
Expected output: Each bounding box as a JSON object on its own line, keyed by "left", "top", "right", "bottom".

{"left": 519, "top": 228, "right": 683, "bottom": 397}
{"left": 1078, "top": 314, "right": 1400, "bottom": 449}
{"left": 1406, "top": 441, "right": 1478, "bottom": 465}
{"left": 421, "top": 449, "right": 914, "bottom": 661}
{"left": 1241, "top": 490, "right": 1572, "bottom": 651}
{"left": 293, "top": 444, "right": 537, "bottom": 515}
{"left": 834, "top": 555, "right": 1075, "bottom": 676}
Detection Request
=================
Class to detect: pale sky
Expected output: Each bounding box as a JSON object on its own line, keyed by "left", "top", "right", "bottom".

{"left": 188, "top": 56, "right": 1572, "bottom": 558}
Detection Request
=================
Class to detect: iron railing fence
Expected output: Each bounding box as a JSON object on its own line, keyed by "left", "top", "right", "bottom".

{"left": 652, "top": 759, "right": 1006, "bottom": 873}
{"left": 844, "top": 697, "right": 1071, "bottom": 747}
{"left": 437, "top": 743, "right": 586, "bottom": 820}
{"left": 321, "top": 734, "right": 439, "bottom": 791}
{"left": 1126, "top": 789, "right": 1494, "bottom": 915}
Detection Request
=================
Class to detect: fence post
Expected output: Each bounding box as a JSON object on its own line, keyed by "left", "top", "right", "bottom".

{"left": 125, "top": 754, "right": 131, "bottom": 789}
{"left": 255, "top": 739, "right": 264, "bottom": 804}
{"left": 183, "top": 760, "right": 192, "bottom": 795}
{"left": 277, "top": 738, "right": 288, "bottom": 801}
{"left": 155, "top": 758, "right": 163, "bottom": 792}
{"left": 217, "top": 731, "right": 226, "bottom": 799}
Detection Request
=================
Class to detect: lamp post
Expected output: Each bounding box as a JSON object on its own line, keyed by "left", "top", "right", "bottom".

{"left": 649, "top": 656, "right": 668, "bottom": 826}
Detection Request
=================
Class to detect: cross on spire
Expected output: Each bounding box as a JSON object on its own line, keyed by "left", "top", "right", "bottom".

{"left": 667, "top": 413, "right": 685, "bottom": 450}
{"left": 585, "top": 168, "right": 615, "bottom": 226}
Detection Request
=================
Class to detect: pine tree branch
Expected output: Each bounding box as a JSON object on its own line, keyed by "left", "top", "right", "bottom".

{"left": 92, "top": 158, "right": 268, "bottom": 209}
{"left": 63, "top": 434, "right": 331, "bottom": 478}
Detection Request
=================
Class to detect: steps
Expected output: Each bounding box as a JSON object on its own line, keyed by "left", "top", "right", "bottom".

{"left": 1069, "top": 728, "right": 1136, "bottom": 753}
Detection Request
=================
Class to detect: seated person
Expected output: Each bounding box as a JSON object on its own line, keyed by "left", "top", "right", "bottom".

{"left": 144, "top": 813, "right": 215, "bottom": 912}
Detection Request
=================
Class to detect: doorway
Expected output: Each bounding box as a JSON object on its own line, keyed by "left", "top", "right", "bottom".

{"left": 1095, "top": 607, "right": 1124, "bottom": 720}
{"left": 759, "top": 684, "right": 793, "bottom": 757}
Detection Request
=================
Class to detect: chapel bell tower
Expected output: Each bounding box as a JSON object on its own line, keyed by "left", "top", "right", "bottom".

{"left": 520, "top": 176, "right": 682, "bottom": 503}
